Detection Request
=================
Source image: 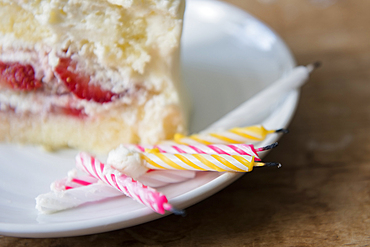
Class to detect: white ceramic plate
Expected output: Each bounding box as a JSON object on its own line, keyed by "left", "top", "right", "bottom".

{"left": 0, "top": 0, "right": 297, "bottom": 238}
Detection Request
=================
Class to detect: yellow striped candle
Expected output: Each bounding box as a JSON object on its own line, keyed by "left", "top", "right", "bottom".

{"left": 140, "top": 148, "right": 280, "bottom": 173}
{"left": 168, "top": 125, "right": 287, "bottom": 145}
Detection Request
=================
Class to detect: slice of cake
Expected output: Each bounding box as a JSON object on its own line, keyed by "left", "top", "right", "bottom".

{"left": 0, "top": 0, "right": 187, "bottom": 154}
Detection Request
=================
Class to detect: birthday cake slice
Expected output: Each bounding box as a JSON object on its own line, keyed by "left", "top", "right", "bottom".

{"left": 0, "top": 0, "right": 187, "bottom": 153}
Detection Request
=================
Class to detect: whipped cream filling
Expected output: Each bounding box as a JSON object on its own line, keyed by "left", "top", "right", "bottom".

{"left": 0, "top": 87, "right": 145, "bottom": 117}
{"left": 0, "top": 47, "right": 153, "bottom": 117}
{"left": 0, "top": 0, "right": 187, "bottom": 151}
{"left": 0, "top": 0, "right": 184, "bottom": 92}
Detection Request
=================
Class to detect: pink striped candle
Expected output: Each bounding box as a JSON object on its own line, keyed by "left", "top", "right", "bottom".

{"left": 124, "top": 143, "right": 278, "bottom": 162}
{"left": 76, "top": 152, "right": 181, "bottom": 215}
{"left": 52, "top": 174, "right": 98, "bottom": 191}
{"left": 51, "top": 169, "right": 196, "bottom": 191}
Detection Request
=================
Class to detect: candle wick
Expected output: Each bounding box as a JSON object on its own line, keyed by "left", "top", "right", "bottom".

{"left": 275, "top": 128, "right": 289, "bottom": 134}
{"left": 254, "top": 162, "right": 282, "bottom": 168}
{"left": 313, "top": 61, "right": 322, "bottom": 68}
{"left": 307, "top": 61, "right": 322, "bottom": 72}
{"left": 266, "top": 162, "right": 282, "bottom": 168}
{"left": 164, "top": 203, "right": 186, "bottom": 216}
{"left": 257, "top": 142, "right": 279, "bottom": 152}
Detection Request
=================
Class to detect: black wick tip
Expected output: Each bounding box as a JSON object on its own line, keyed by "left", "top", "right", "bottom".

{"left": 264, "top": 162, "right": 282, "bottom": 168}
{"left": 313, "top": 61, "right": 322, "bottom": 69}
{"left": 261, "top": 142, "right": 279, "bottom": 151}
{"left": 275, "top": 128, "right": 289, "bottom": 134}
{"left": 170, "top": 207, "right": 186, "bottom": 217}
{"left": 255, "top": 162, "right": 282, "bottom": 168}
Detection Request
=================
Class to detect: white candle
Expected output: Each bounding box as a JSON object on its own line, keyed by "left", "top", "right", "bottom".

{"left": 36, "top": 183, "right": 121, "bottom": 214}
{"left": 205, "top": 63, "right": 319, "bottom": 132}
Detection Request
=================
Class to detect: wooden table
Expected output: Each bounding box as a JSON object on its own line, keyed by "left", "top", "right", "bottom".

{"left": 2, "top": 0, "right": 370, "bottom": 246}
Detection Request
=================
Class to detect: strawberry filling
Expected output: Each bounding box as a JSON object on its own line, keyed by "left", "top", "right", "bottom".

{"left": 0, "top": 58, "right": 119, "bottom": 117}
{"left": 55, "top": 58, "right": 117, "bottom": 103}
{"left": 0, "top": 61, "right": 42, "bottom": 91}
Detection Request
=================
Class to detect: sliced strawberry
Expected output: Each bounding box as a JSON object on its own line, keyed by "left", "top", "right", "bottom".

{"left": 54, "top": 58, "right": 116, "bottom": 103}
{"left": 0, "top": 61, "right": 42, "bottom": 91}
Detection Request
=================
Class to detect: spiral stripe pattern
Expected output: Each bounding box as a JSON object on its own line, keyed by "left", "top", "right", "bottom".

{"left": 52, "top": 170, "right": 196, "bottom": 191}
{"left": 125, "top": 143, "right": 260, "bottom": 161}
{"left": 141, "top": 152, "right": 255, "bottom": 172}
{"left": 52, "top": 175, "right": 98, "bottom": 191}
{"left": 38, "top": 170, "right": 196, "bottom": 213}
{"left": 76, "top": 152, "right": 171, "bottom": 214}
{"left": 170, "top": 125, "right": 276, "bottom": 145}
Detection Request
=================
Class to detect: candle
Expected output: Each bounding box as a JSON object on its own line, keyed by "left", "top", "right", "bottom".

{"left": 41, "top": 154, "right": 197, "bottom": 214}
{"left": 36, "top": 183, "right": 121, "bottom": 214}
{"left": 124, "top": 142, "right": 278, "bottom": 161}
{"left": 108, "top": 144, "right": 280, "bottom": 178}
{"left": 164, "top": 125, "right": 287, "bottom": 145}
{"left": 76, "top": 152, "right": 182, "bottom": 215}
{"left": 51, "top": 170, "right": 98, "bottom": 191}
{"left": 206, "top": 63, "right": 320, "bottom": 131}
{"left": 140, "top": 149, "right": 280, "bottom": 172}
{"left": 36, "top": 169, "right": 196, "bottom": 214}
{"left": 51, "top": 169, "right": 196, "bottom": 191}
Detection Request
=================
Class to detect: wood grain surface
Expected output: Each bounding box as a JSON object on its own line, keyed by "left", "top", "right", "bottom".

{"left": 2, "top": 0, "right": 370, "bottom": 246}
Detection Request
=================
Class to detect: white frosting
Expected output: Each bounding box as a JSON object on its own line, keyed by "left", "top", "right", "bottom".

{"left": 107, "top": 144, "right": 148, "bottom": 179}
{"left": 0, "top": 0, "right": 183, "bottom": 85}
{"left": 0, "top": 0, "right": 188, "bottom": 149}
{"left": 0, "top": 0, "right": 185, "bottom": 114}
